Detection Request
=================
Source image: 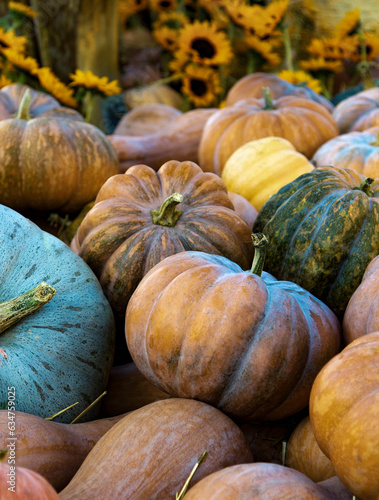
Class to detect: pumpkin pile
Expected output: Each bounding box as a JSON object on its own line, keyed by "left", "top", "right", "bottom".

{"left": 0, "top": 77, "right": 378, "bottom": 499}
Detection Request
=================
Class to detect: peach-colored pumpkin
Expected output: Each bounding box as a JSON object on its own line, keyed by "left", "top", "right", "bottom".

{"left": 332, "top": 87, "right": 379, "bottom": 133}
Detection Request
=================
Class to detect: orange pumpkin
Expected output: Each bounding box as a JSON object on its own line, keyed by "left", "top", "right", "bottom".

{"left": 0, "top": 462, "right": 60, "bottom": 499}
{"left": 343, "top": 255, "right": 379, "bottom": 344}
{"left": 225, "top": 72, "right": 334, "bottom": 113}
{"left": 125, "top": 236, "right": 341, "bottom": 421}
{"left": 310, "top": 332, "right": 379, "bottom": 500}
{"left": 0, "top": 89, "right": 119, "bottom": 213}
{"left": 332, "top": 87, "right": 379, "bottom": 133}
{"left": 312, "top": 126, "right": 379, "bottom": 178}
{"left": 71, "top": 160, "right": 253, "bottom": 317}
{"left": 198, "top": 89, "right": 338, "bottom": 175}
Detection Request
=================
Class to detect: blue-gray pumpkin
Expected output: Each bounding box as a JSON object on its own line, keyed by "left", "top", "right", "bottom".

{"left": 0, "top": 204, "right": 115, "bottom": 422}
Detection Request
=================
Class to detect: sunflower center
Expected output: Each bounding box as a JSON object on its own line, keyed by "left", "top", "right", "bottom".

{"left": 159, "top": 0, "right": 172, "bottom": 9}
{"left": 191, "top": 39, "right": 216, "bottom": 59}
{"left": 190, "top": 78, "right": 207, "bottom": 97}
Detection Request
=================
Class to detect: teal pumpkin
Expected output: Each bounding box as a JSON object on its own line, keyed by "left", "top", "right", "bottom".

{"left": 0, "top": 204, "right": 115, "bottom": 422}
{"left": 253, "top": 166, "right": 379, "bottom": 319}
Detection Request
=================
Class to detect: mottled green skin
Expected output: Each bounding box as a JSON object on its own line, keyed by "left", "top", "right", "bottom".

{"left": 253, "top": 167, "right": 379, "bottom": 320}
{"left": 0, "top": 205, "right": 115, "bottom": 422}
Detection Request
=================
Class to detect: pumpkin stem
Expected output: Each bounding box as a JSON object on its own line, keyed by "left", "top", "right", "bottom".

{"left": 151, "top": 193, "right": 184, "bottom": 227}
{"left": 16, "top": 88, "right": 32, "bottom": 121}
{"left": 0, "top": 282, "right": 56, "bottom": 334}
{"left": 0, "top": 449, "right": 8, "bottom": 462}
{"left": 250, "top": 233, "right": 269, "bottom": 277}
{"left": 369, "top": 131, "right": 379, "bottom": 147}
{"left": 353, "top": 177, "right": 375, "bottom": 197}
{"left": 262, "top": 87, "right": 276, "bottom": 110}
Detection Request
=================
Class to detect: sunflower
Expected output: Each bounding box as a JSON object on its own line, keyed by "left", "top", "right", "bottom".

{"left": 153, "top": 11, "right": 188, "bottom": 31}
{"left": 335, "top": 8, "right": 360, "bottom": 39}
{"left": 243, "top": 34, "right": 281, "bottom": 68}
{"left": 347, "top": 32, "right": 379, "bottom": 62}
{"left": 118, "top": 0, "right": 148, "bottom": 25}
{"left": 181, "top": 64, "right": 222, "bottom": 107}
{"left": 36, "top": 67, "right": 78, "bottom": 108}
{"left": 224, "top": 1, "right": 261, "bottom": 28}
{"left": 178, "top": 20, "right": 233, "bottom": 66}
{"left": 149, "top": 0, "right": 178, "bottom": 13}
{"left": 8, "top": 1, "right": 37, "bottom": 19}
{"left": 277, "top": 69, "right": 322, "bottom": 94}
{"left": 69, "top": 69, "right": 122, "bottom": 97}
{"left": 168, "top": 50, "right": 190, "bottom": 74}
{"left": 198, "top": 0, "right": 230, "bottom": 29}
{"left": 2, "top": 48, "right": 39, "bottom": 74}
{"left": 153, "top": 26, "right": 178, "bottom": 51}
{"left": 299, "top": 57, "right": 344, "bottom": 74}
{"left": 0, "top": 28, "right": 27, "bottom": 54}
{"left": 0, "top": 73, "right": 13, "bottom": 89}
{"left": 306, "top": 37, "right": 356, "bottom": 60}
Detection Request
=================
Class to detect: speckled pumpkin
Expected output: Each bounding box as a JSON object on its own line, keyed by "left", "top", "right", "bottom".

{"left": 71, "top": 160, "right": 253, "bottom": 316}
{"left": 125, "top": 242, "right": 341, "bottom": 421}
{"left": 253, "top": 166, "right": 379, "bottom": 320}
{"left": 0, "top": 89, "right": 119, "bottom": 213}
{"left": 198, "top": 90, "right": 338, "bottom": 175}
{"left": 312, "top": 126, "right": 379, "bottom": 178}
{"left": 0, "top": 204, "right": 115, "bottom": 422}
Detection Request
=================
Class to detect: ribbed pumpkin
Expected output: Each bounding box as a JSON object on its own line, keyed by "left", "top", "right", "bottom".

{"left": 184, "top": 463, "right": 353, "bottom": 500}
{"left": 222, "top": 137, "right": 314, "bottom": 210}
{"left": 225, "top": 72, "right": 334, "bottom": 113}
{"left": 198, "top": 89, "right": 338, "bottom": 175}
{"left": 312, "top": 126, "right": 379, "bottom": 178}
{"left": 0, "top": 204, "right": 115, "bottom": 422}
{"left": 343, "top": 255, "right": 379, "bottom": 344}
{"left": 0, "top": 89, "right": 119, "bottom": 213}
{"left": 0, "top": 83, "right": 83, "bottom": 121}
{"left": 332, "top": 87, "right": 379, "bottom": 133}
{"left": 125, "top": 236, "right": 341, "bottom": 422}
{"left": 71, "top": 160, "right": 253, "bottom": 317}
{"left": 309, "top": 332, "right": 379, "bottom": 500}
{"left": 253, "top": 166, "right": 379, "bottom": 320}
{"left": 59, "top": 398, "right": 253, "bottom": 500}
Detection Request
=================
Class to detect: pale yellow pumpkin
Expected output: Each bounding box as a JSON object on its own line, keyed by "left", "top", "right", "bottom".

{"left": 221, "top": 137, "right": 314, "bottom": 210}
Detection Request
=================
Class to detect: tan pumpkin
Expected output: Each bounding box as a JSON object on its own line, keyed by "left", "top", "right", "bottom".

{"left": 222, "top": 137, "right": 314, "bottom": 210}
{"left": 225, "top": 72, "right": 334, "bottom": 113}
{"left": 0, "top": 83, "right": 83, "bottom": 121}
{"left": 59, "top": 398, "right": 253, "bottom": 499}
{"left": 343, "top": 255, "right": 379, "bottom": 344}
{"left": 108, "top": 107, "right": 217, "bottom": 172}
{"left": 198, "top": 89, "right": 338, "bottom": 175}
{"left": 310, "top": 332, "right": 379, "bottom": 500}
{"left": 71, "top": 160, "right": 253, "bottom": 317}
{"left": 124, "top": 83, "right": 183, "bottom": 110}
{"left": 0, "top": 410, "right": 126, "bottom": 491}
{"left": 0, "top": 462, "right": 60, "bottom": 499}
{"left": 184, "top": 463, "right": 353, "bottom": 499}
{"left": 0, "top": 89, "right": 119, "bottom": 213}
{"left": 285, "top": 416, "right": 336, "bottom": 483}
{"left": 312, "top": 126, "right": 379, "bottom": 178}
{"left": 332, "top": 87, "right": 379, "bottom": 133}
{"left": 100, "top": 362, "right": 171, "bottom": 418}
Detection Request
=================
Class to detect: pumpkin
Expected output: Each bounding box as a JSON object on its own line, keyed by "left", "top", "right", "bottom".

{"left": 108, "top": 107, "right": 217, "bottom": 172}
{"left": 309, "top": 332, "right": 379, "bottom": 500}
{"left": 198, "top": 89, "right": 338, "bottom": 175}
{"left": 225, "top": 72, "right": 334, "bottom": 113}
{"left": 332, "top": 87, "right": 379, "bottom": 133}
{"left": 113, "top": 102, "right": 182, "bottom": 136}
{"left": 253, "top": 166, "right": 379, "bottom": 320}
{"left": 0, "top": 83, "right": 83, "bottom": 121}
{"left": 71, "top": 160, "right": 253, "bottom": 317}
{"left": 0, "top": 88, "right": 119, "bottom": 213}
{"left": 227, "top": 191, "right": 258, "bottom": 230}
{"left": 59, "top": 398, "right": 253, "bottom": 499}
{"left": 0, "top": 462, "right": 60, "bottom": 500}
{"left": 100, "top": 362, "right": 171, "bottom": 418}
{"left": 125, "top": 235, "right": 341, "bottom": 421}
{"left": 124, "top": 83, "right": 183, "bottom": 110}
{"left": 0, "top": 204, "right": 115, "bottom": 422}
{"left": 285, "top": 416, "right": 336, "bottom": 483}
{"left": 312, "top": 126, "right": 379, "bottom": 178}
{"left": 0, "top": 410, "right": 126, "bottom": 491}
{"left": 222, "top": 137, "right": 314, "bottom": 210}
{"left": 184, "top": 463, "right": 353, "bottom": 500}
{"left": 343, "top": 255, "right": 379, "bottom": 344}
